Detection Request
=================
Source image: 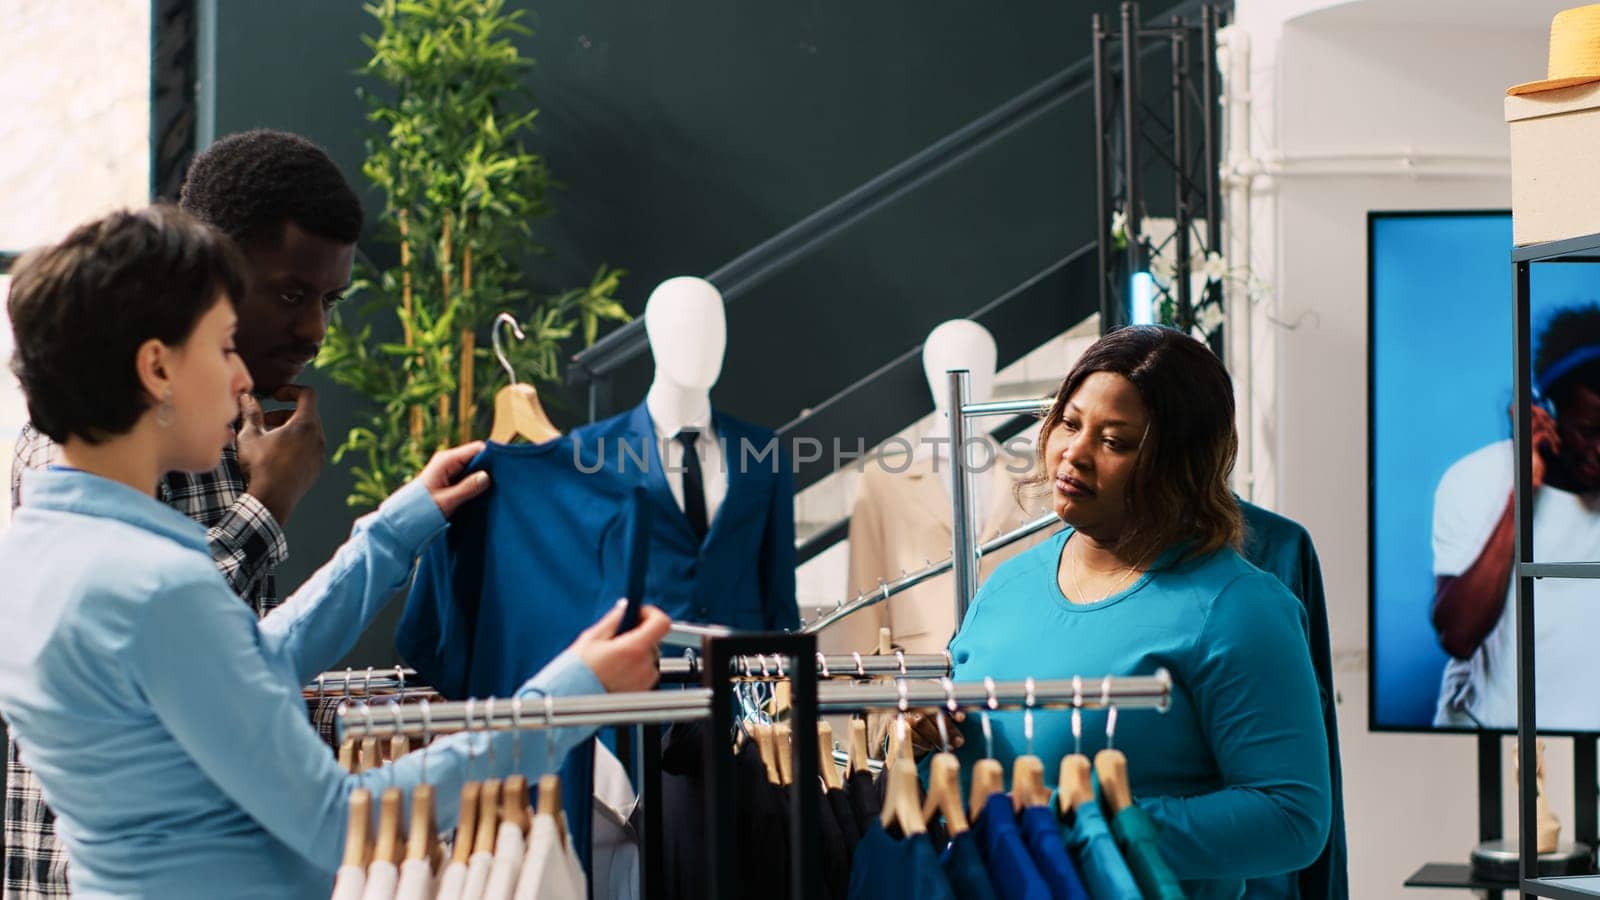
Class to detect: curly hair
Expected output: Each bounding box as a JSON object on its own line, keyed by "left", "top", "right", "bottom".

{"left": 178, "top": 129, "right": 362, "bottom": 250}
{"left": 8, "top": 206, "right": 250, "bottom": 444}
{"left": 1535, "top": 302, "right": 1600, "bottom": 409}
{"left": 1023, "top": 325, "right": 1241, "bottom": 567}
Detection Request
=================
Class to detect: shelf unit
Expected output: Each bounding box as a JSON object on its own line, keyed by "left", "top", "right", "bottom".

{"left": 1511, "top": 231, "right": 1600, "bottom": 898}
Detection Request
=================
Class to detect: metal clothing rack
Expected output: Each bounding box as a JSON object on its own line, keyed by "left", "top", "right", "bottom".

{"left": 337, "top": 633, "right": 1173, "bottom": 900}
{"left": 658, "top": 650, "right": 955, "bottom": 683}
{"left": 306, "top": 666, "right": 418, "bottom": 697}
{"left": 948, "top": 375, "right": 1054, "bottom": 625}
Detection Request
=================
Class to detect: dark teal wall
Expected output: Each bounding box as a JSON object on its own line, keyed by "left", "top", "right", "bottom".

{"left": 207, "top": 0, "right": 1184, "bottom": 667}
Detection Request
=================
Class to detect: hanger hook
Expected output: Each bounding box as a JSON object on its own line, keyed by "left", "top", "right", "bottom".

{"left": 816, "top": 652, "right": 830, "bottom": 680}
{"left": 544, "top": 693, "right": 557, "bottom": 773}
{"left": 852, "top": 652, "right": 865, "bottom": 678}
{"left": 316, "top": 672, "right": 326, "bottom": 701}
{"left": 388, "top": 700, "right": 404, "bottom": 790}
{"left": 981, "top": 675, "right": 997, "bottom": 760}
{"left": 895, "top": 649, "right": 907, "bottom": 677}
{"left": 512, "top": 696, "right": 525, "bottom": 772}
{"left": 758, "top": 654, "right": 770, "bottom": 679}
{"left": 1101, "top": 675, "right": 1118, "bottom": 749}
{"left": 1024, "top": 676, "right": 1036, "bottom": 757}
{"left": 420, "top": 698, "right": 432, "bottom": 784}
{"left": 363, "top": 703, "right": 376, "bottom": 763}
{"left": 1072, "top": 675, "right": 1084, "bottom": 756}
{"left": 363, "top": 666, "right": 375, "bottom": 698}
{"left": 493, "top": 313, "right": 526, "bottom": 385}
{"left": 938, "top": 677, "right": 957, "bottom": 754}
{"left": 775, "top": 654, "right": 786, "bottom": 679}
{"left": 464, "top": 698, "right": 479, "bottom": 779}
{"left": 344, "top": 667, "right": 354, "bottom": 702}
{"left": 395, "top": 665, "right": 405, "bottom": 695}
{"left": 484, "top": 697, "right": 497, "bottom": 771}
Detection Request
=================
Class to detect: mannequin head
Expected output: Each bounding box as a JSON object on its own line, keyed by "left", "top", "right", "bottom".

{"left": 923, "top": 320, "right": 998, "bottom": 416}
{"left": 644, "top": 276, "right": 726, "bottom": 391}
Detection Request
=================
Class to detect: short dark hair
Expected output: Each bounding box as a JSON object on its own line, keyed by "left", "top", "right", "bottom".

{"left": 1535, "top": 303, "right": 1600, "bottom": 409}
{"left": 8, "top": 206, "right": 250, "bottom": 444}
{"left": 1028, "top": 325, "right": 1241, "bottom": 566}
{"left": 179, "top": 129, "right": 362, "bottom": 250}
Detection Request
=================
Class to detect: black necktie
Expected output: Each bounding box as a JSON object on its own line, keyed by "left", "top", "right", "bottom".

{"left": 675, "top": 429, "right": 709, "bottom": 540}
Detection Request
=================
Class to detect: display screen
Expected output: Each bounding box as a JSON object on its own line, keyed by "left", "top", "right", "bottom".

{"left": 1369, "top": 211, "right": 1600, "bottom": 733}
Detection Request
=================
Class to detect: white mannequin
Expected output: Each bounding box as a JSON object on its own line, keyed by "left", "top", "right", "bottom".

{"left": 643, "top": 276, "right": 728, "bottom": 525}
{"left": 918, "top": 320, "right": 998, "bottom": 513}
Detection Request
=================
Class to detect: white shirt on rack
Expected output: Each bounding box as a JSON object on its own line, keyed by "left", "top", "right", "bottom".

{"left": 482, "top": 820, "right": 526, "bottom": 900}
{"left": 434, "top": 860, "right": 468, "bottom": 900}
{"left": 331, "top": 865, "right": 366, "bottom": 900}
{"left": 394, "top": 858, "right": 434, "bottom": 900}
{"left": 460, "top": 849, "right": 495, "bottom": 900}
{"left": 514, "top": 812, "right": 586, "bottom": 900}
{"left": 649, "top": 407, "right": 727, "bottom": 528}
{"left": 361, "top": 859, "right": 399, "bottom": 900}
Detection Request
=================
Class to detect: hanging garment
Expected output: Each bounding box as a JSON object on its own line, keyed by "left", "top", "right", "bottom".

{"left": 818, "top": 781, "right": 851, "bottom": 900}
{"left": 400, "top": 438, "right": 655, "bottom": 870}
{"left": 483, "top": 820, "right": 527, "bottom": 900}
{"left": 1061, "top": 799, "right": 1141, "bottom": 900}
{"left": 1239, "top": 499, "right": 1347, "bottom": 900}
{"left": 461, "top": 848, "right": 495, "bottom": 900}
{"left": 362, "top": 859, "right": 400, "bottom": 900}
{"left": 1018, "top": 805, "right": 1089, "bottom": 900}
{"left": 823, "top": 441, "right": 1052, "bottom": 655}
{"left": 973, "top": 794, "right": 1051, "bottom": 900}
{"left": 569, "top": 402, "right": 797, "bottom": 630}
{"left": 846, "top": 821, "right": 956, "bottom": 900}
{"left": 331, "top": 865, "right": 367, "bottom": 900}
{"left": 593, "top": 741, "right": 641, "bottom": 900}
{"left": 436, "top": 860, "right": 470, "bottom": 900}
{"left": 394, "top": 859, "right": 434, "bottom": 900}
{"left": 940, "top": 830, "right": 1000, "bottom": 900}
{"left": 845, "top": 770, "right": 880, "bottom": 838}
{"left": 1112, "top": 804, "right": 1187, "bottom": 900}
{"left": 514, "top": 812, "right": 587, "bottom": 900}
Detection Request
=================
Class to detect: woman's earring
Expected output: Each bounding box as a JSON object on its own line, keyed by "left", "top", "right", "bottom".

{"left": 155, "top": 389, "right": 174, "bottom": 428}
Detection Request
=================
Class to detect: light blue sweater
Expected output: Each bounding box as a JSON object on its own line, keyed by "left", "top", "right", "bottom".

{"left": 0, "top": 469, "right": 603, "bottom": 899}
{"left": 949, "top": 528, "right": 1331, "bottom": 900}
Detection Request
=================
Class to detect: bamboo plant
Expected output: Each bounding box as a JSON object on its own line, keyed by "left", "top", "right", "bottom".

{"left": 320, "top": 0, "right": 627, "bottom": 509}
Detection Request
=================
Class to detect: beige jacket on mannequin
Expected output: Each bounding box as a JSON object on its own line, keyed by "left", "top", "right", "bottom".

{"left": 820, "top": 444, "right": 1054, "bottom": 655}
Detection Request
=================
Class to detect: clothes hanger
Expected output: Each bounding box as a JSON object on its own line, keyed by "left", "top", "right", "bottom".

{"left": 337, "top": 671, "right": 358, "bottom": 772}
{"left": 879, "top": 701, "right": 927, "bottom": 836}
{"left": 502, "top": 697, "right": 531, "bottom": 834}
{"left": 474, "top": 699, "right": 503, "bottom": 856}
{"left": 846, "top": 716, "right": 871, "bottom": 779}
{"left": 451, "top": 699, "right": 483, "bottom": 869}
{"left": 817, "top": 720, "right": 844, "bottom": 791}
{"left": 1058, "top": 676, "right": 1094, "bottom": 815}
{"left": 1010, "top": 677, "right": 1050, "bottom": 811}
{"left": 372, "top": 701, "right": 407, "bottom": 868}
{"left": 536, "top": 693, "right": 568, "bottom": 846}
{"left": 1094, "top": 677, "right": 1133, "bottom": 814}
{"left": 406, "top": 700, "right": 440, "bottom": 866}
{"left": 342, "top": 703, "right": 376, "bottom": 871}
{"left": 968, "top": 676, "right": 1005, "bottom": 818}
{"left": 750, "top": 723, "right": 783, "bottom": 784}
{"left": 920, "top": 678, "right": 969, "bottom": 836}
{"left": 882, "top": 676, "right": 916, "bottom": 766}
{"left": 773, "top": 722, "right": 795, "bottom": 786}
{"left": 489, "top": 313, "right": 560, "bottom": 444}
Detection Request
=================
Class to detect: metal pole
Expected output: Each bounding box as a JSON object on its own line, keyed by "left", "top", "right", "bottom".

{"left": 1202, "top": 4, "right": 1224, "bottom": 359}
{"left": 1171, "top": 16, "right": 1192, "bottom": 331}
{"left": 786, "top": 633, "right": 821, "bottom": 900}
{"left": 1121, "top": 0, "right": 1144, "bottom": 305}
{"left": 1513, "top": 258, "right": 1537, "bottom": 882}
{"left": 961, "top": 397, "right": 1056, "bottom": 418}
{"left": 948, "top": 370, "right": 979, "bottom": 626}
{"left": 1093, "top": 13, "right": 1113, "bottom": 333}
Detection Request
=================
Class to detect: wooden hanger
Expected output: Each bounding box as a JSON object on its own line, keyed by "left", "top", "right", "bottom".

{"left": 1011, "top": 754, "right": 1049, "bottom": 812}
{"left": 536, "top": 773, "right": 567, "bottom": 845}
{"left": 473, "top": 778, "right": 502, "bottom": 855}
{"left": 405, "top": 783, "right": 438, "bottom": 864}
{"left": 489, "top": 314, "right": 560, "bottom": 444}
{"left": 359, "top": 737, "right": 381, "bottom": 774}
{"left": 921, "top": 752, "right": 969, "bottom": 836}
{"left": 751, "top": 723, "right": 782, "bottom": 784}
{"left": 773, "top": 722, "right": 794, "bottom": 786}
{"left": 1095, "top": 748, "right": 1133, "bottom": 814}
{"left": 374, "top": 787, "right": 404, "bottom": 866}
{"left": 502, "top": 775, "right": 530, "bottom": 833}
{"left": 968, "top": 759, "right": 1004, "bottom": 819}
{"left": 388, "top": 734, "right": 410, "bottom": 763}
{"left": 879, "top": 759, "right": 928, "bottom": 836}
{"left": 817, "top": 722, "right": 843, "bottom": 790}
{"left": 451, "top": 782, "right": 481, "bottom": 866}
{"left": 884, "top": 718, "right": 915, "bottom": 767}
{"left": 846, "top": 719, "right": 871, "bottom": 778}
{"left": 338, "top": 737, "right": 358, "bottom": 773}
{"left": 1058, "top": 754, "right": 1094, "bottom": 814}
{"left": 343, "top": 789, "right": 372, "bottom": 870}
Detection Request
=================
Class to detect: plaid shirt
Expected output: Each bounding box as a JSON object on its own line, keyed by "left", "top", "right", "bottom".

{"left": 4, "top": 423, "right": 288, "bottom": 898}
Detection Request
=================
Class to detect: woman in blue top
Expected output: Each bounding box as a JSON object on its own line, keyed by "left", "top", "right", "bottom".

{"left": 946, "top": 326, "right": 1331, "bottom": 899}
{"left": 0, "top": 206, "right": 671, "bottom": 898}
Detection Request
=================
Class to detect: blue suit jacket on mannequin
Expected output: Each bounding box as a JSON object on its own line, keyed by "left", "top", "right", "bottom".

{"left": 571, "top": 401, "right": 799, "bottom": 630}
{"left": 1239, "top": 500, "right": 1347, "bottom": 900}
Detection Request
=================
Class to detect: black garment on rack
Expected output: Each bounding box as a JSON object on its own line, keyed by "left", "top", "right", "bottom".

{"left": 845, "top": 770, "right": 879, "bottom": 838}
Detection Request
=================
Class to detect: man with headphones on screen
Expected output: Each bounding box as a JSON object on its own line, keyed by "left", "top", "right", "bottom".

{"left": 1431, "top": 303, "right": 1600, "bottom": 729}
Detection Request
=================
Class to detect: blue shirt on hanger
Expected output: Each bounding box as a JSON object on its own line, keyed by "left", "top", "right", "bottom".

{"left": 848, "top": 821, "right": 956, "bottom": 900}
{"left": 974, "top": 794, "right": 1052, "bottom": 900}
{"left": 398, "top": 437, "right": 653, "bottom": 868}
{"left": 1061, "top": 793, "right": 1142, "bottom": 900}
{"left": 570, "top": 402, "right": 798, "bottom": 630}
{"left": 941, "top": 829, "right": 1000, "bottom": 900}
{"left": 0, "top": 469, "right": 603, "bottom": 899}
{"left": 1020, "top": 805, "right": 1090, "bottom": 900}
